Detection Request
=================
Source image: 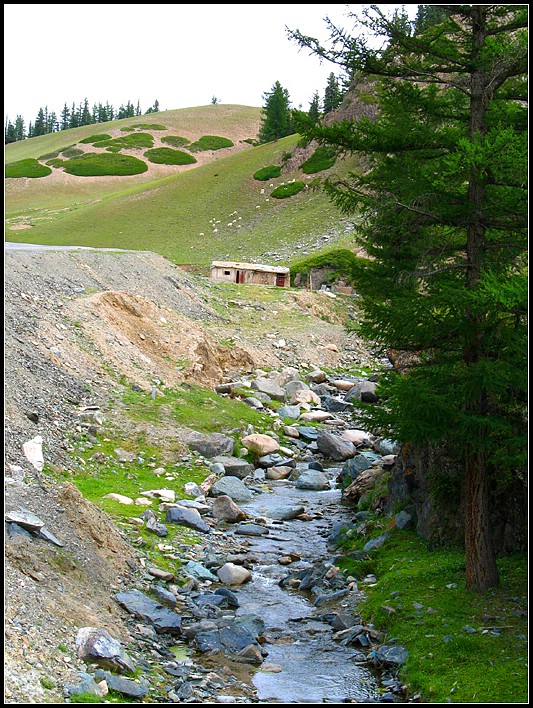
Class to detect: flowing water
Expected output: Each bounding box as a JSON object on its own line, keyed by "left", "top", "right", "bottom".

{"left": 227, "top": 479, "right": 382, "bottom": 703}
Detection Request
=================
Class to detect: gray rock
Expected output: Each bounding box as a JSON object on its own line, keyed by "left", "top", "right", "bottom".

{"left": 211, "top": 455, "right": 254, "bottom": 479}
{"left": 251, "top": 377, "right": 286, "bottom": 401}
{"left": 183, "top": 561, "right": 218, "bottom": 583}
{"left": 295, "top": 470, "right": 330, "bottom": 490}
{"left": 166, "top": 506, "right": 211, "bottom": 534}
{"left": 376, "top": 645, "right": 409, "bottom": 666}
{"left": 64, "top": 672, "right": 104, "bottom": 698}
{"left": 210, "top": 477, "right": 253, "bottom": 503}
{"left": 5, "top": 508, "right": 44, "bottom": 532}
{"left": 363, "top": 532, "right": 391, "bottom": 552}
{"left": 115, "top": 590, "right": 182, "bottom": 634}
{"left": 316, "top": 431, "right": 357, "bottom": 461}
{"left": 93, "top": 670, "right": 149, "bottom": 698}
{"left": 276, "top": 404, "right": 301, "bottom": 420}
{"left": 75, "top": 627, "right": 136, "bottom": 673}
{"left": 268, "top": 505, "right": 305, "bottom": 521}
{"left": 181, "top": 431, "right": 234, "bottom": 458}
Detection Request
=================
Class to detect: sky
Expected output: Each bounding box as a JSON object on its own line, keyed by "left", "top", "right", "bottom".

{"left": 4, "top": 4, "right": 413, "bottom": 125}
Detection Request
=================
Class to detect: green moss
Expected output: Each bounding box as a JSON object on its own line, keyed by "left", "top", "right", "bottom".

{"left": 62, "top": 153, "right": 148, "bottom": 176}
{"left": 144, "top": 148, "right": 197, "bottom": 165}
{"left": 270, "top": 181, "right": 306, "bottom": 199}
{"left": 61, "top": 147, "right": 85, "bottom": 158}
{"left": 6, "top": 158, "right": 52, "bottom": 178}
{"left": 253, "top": 165, "right": 281, "bottom": 181}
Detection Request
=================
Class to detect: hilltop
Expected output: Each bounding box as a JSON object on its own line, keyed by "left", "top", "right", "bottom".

{"left": 5, "top": 104, "right": 359, "bottom": 267}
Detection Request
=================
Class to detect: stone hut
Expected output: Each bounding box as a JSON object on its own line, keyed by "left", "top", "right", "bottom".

{"left": 209, "top": 261, "right": 289, "bottom": 287}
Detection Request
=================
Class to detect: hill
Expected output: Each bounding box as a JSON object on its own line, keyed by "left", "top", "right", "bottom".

{"left": 5, "top": 105, "right": 359, "bottom": 267}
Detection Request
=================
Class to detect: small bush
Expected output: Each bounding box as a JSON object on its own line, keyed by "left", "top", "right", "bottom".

{"left": 61, "top": 147, "right": 84, "bottom": 158}
{"left": 6, "top": 158, "right": 52, "bottom": 178}
{"left": 62, "top": 153, "right": 148, "bottom": 176}
{"left": 253, "top": 165, "right": 281, "bottom": 181}
{"left": 105, "top": 146, "right": 123, "bottom": 153}
{"left": 188, "top": 135, "right": 234, "bottom": 152}
{"left": 38, "top": 150, "right": 61, "bottom": 160}
{"left": 144, "top": 148, "right": 197, "bottom": 165}
{"left": 46, "top": 158, "right": 67, "bottom": 167}
{"left": 121, "top": 123, "right": 167, "bottom": 131}
{"left": 161, "top": 135, "right": 191, "bottom": 148}
{"left": 79, "top": 134, "right": 112, "bottom": 144}
{"left": 270, "top": 181, "right": 306, "bottom": 199}
{"left": 300, "top": 146, "right": 337, "bottom": 174}
{"left": 93, "top": 133, "right": 154, "bottom": 150}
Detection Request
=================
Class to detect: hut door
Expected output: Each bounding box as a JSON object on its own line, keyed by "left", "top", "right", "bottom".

{"left": 236, "top": 270, "right": 245, "bottom": 284}
{"left": 275, "top": 275, "right": 286, "bottom": 287}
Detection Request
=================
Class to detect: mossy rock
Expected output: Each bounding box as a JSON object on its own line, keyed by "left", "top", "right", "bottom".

{"left": 300, "top": 146, "right": 337, "bottom": 174}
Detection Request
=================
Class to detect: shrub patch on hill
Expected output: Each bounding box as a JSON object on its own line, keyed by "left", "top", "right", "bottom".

{"left": 80, "top": 134, "right": 113, "bottom": 144}
{"left": 270, "top": 181, "right": 306, "bottom": 199}
{"left": 120, "top": 123, "right": 167, "bottom": 131}
{"left": 253, "top": 165, "right": 281, "bottom": 181}
{"left": 62, "top": 153, "right": 148, "bottom": 176}
{"left": 144, "top": 148, "right": 198, "bottom": 165}
{"left": 300, "top": 146, "right": 337, "bottom": 174}
{"left": 6, "top": 158, "right": 52, "bottom": 178}
{"left": 188, "top": 135, "right": 234, "bottom": 152}
{"left": 92, "top": 133, "right": 155, "bottom": 150}
{"left": 162, "top": 135, "right": 191, "bottom": 148}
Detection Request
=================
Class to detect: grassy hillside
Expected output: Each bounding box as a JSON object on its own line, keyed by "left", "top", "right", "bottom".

{"left": 5, "top": 105, "right": 359, "bottom": 266}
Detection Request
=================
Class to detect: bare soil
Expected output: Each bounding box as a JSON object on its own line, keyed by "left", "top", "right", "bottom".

{"left": 3, "top": 245, "right": 380, "bottom": 702}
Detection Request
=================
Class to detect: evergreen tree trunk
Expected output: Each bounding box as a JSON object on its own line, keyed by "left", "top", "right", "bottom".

{"left": 463, "top": 6, "right": 499, "bottom": 591}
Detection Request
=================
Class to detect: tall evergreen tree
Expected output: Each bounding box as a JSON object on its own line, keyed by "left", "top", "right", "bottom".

{"left": 32, "top": 107, "right": 46, "bottom": 136}
{"left": 14, "top": 115, "right": 25, "bottom": 141}
{"left": 289, "top": 5, "right": 528, "bottom": 591}
{"left": 257, "top": 81, "right": 295, "bottom": 144}
{"left": 60, "top": 103, "right": 71, "bottom": 131}
{"left": 308, "top": 91, "right": 321, "bottom": 123}
{"left": 323, "top": 72, "right": 343, "bottom": 114}
{"left": 80, "top": 98, "right": 92, "bottom": 125}
{"left": 5, "top": 118, "right": 16, "bottom": 144}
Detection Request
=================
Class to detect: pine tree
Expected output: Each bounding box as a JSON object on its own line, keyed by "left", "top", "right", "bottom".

{"left": 15, "top": 115, "right": 25, "bottom": 141}
{"left": 289, "top": 5, "right": 528, "bottom": 591}
{"left": 60, "top": 103, "right": 71, "bottom": 131}
{"left": 33, "top": 107, "right": 46, "bottom": 136}
{"left": 308, "top": 91, "right": 321, "bottom": 123}
{"left": 257, "top": 81, "right": 295, "bottom": 144}
{"left": 323, "top": 72, "right": 343, "bottom": 114}
{"left": 5, "top": 118, "right": 16, "bottom": 144}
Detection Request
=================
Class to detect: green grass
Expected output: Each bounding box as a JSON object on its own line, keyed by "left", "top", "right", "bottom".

{"left": 5, "top": 158, "right": 52, "bottom": 178}
{"left": 120, "top": 382, "right": 270, "bottom": 433}
{"left": 62, "top": 153, "right": 149, "bottom": 176}
{"left": 335, "top": 528, "right": 528, "bottom": 703}
{"left": 143, "top": 148, "right": 197, "bottom": 165}
{"left": 5, "top": 105, "right": 359, "bottom": 265}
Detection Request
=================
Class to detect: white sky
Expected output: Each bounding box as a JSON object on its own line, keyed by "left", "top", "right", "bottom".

{"left": 4, "top": 4, "right": 414, "bottom": 125}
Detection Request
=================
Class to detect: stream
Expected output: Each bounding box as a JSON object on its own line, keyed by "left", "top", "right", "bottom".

{"left": 223, "top": 476, "right": 383, "bottom": 703}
